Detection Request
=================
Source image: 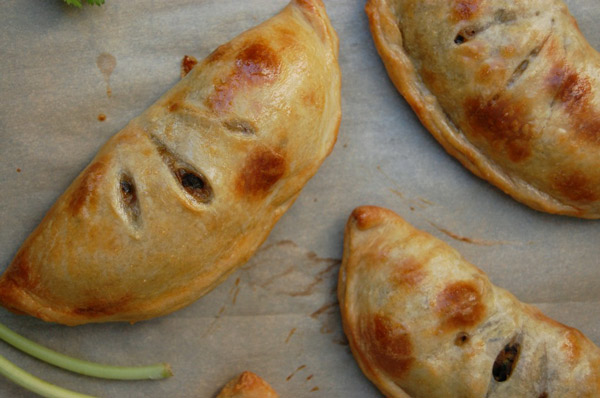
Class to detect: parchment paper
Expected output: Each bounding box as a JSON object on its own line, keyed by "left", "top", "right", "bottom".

{"left": 0, "top": 0, "right": 598, "bottom": 397}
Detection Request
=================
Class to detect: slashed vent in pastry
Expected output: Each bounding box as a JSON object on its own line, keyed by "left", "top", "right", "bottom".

{"left": 367, "top": 0, "right": 600, "bottom": 218}
{"left": 217, "top": 371, "right": 279, "bottom": 398}
{"left": 0, "top": 0, "right": 340, "bottom": 325}
{"left": 338, "top": 206, "right": 600, "bottom": 397}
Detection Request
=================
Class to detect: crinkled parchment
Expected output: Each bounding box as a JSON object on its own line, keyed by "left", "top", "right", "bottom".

{"left": 0, "top": 0, "right": 598, "bottom": 396}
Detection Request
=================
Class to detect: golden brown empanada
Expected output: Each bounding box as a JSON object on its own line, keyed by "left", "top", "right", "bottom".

{"left": 367, "top": 0, "right": 600, "bottom": 218}
{"left": 0, "top": 0, "right": 340, "bottom": 325}
{"left": 217, "top": 371, "right": 279, "bottom": 398}
{"left": 338, "top": 206, "right": 600, "bottom": 397}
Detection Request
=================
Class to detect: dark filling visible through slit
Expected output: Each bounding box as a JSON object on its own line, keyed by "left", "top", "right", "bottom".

{"left": 492, "top": 341, "right": 521, "bottom": 382}
{"left": 454, "top": 8, "right": 517, "bottom": 45}
{"left": 175, "top": 168, "right": 212, "bottom": 202}
{"left": 120, "top": 175, "right": 140, "bottom": 223}
{"left": 152, "top": 137, "right": 213, "bottom": 204}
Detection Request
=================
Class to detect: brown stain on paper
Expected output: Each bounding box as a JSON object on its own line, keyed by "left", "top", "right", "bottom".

{"left": 96, "top": 53, "right": 116, "bottom": 97}
{"left": 247, "top": 240, "right": 340, "bottom": 298}
{"left": 428, "top": 222, "right": 514, "bottom": 246}
{"left": 286, "top": 365, "right": 306, "bottom": 381}
{"left": 285, "top": 328, "right": 297, "bottom": 344}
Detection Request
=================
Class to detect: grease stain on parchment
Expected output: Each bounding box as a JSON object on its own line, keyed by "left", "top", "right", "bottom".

{"left": 428, "top": 221, "right": 517, "bottom": 246}
{"left": 96, "top": 52, "right": 116, "bottom": 97}
{"left": 286, "top": 365, "right": 306, "bottom": 381}
{"left": 285, "top": 328, "right": 297, "bottom": 344}
{"left": 377, "top": 166, "right": 436, "bottom": 210}
{"left": 201, "top": 240, "right": 348, "bottom": 347}
{"left": 242, "top": 240, "right": 340, "bottom": 298}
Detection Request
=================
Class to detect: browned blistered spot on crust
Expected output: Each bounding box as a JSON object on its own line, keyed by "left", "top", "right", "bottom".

{"left": 452, "top": 0, "right": 481, "bottom": 21}
{"left": 236, "top": 146, "right": 286, "bottom": 197}
{"left": 436, "top": 281, "right": 485, "bottom": 330}
{"left": 547, "top": 65, "right": 600, "bottom": 144}
{"left": 392, "top": 257, "right": 425, "bottom": 287}
{"left": 464, "top": 95, "right": 534, "bottom": 162}
{"left": 361, "top": 314, "right": 414, "bottom": 379}
{"left": 68, "top": 162, "right": 106, "bottom": 216}
{"left": 180, "top": 55, "right": 198, "bottom": 78}
{"left": 547, "top": 66, "right": 592, "bottom": 111}
{"left": 72, "top": 295, "right": 132, "bottom": 317}
{"left": 295, "top": 0, "right": 317, "bottom": 11}
{"left": 350, "top": 206, "right": 388, "bottom": 231}
{"left": 206, "top": 42, "right": 233, "bottom": 64}
{"left": 551, "top": 170, "right": 597, "bottom": 202}
{"left": 207, "top": 42, "right": 281, "bottom": 113}
{"left": 4, "top": 250, "right": 39, "bottom": 292}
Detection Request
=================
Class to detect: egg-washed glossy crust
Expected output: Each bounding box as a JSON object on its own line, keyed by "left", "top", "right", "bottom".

{"left": 0, "top": 0, "right": 341, "bottom": 325}
{"left": 367, "top": 0, "right": 600, "bottom": 218}
{"left": 338, "top": 206, "right": 600, "bottom": 397}
{"left": 217, "top": 371, "right": 279, "bottom": 398}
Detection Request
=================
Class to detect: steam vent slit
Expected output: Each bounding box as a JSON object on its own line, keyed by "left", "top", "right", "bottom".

{"left": 120, "top": 174, "right": 141, "bottom": 224}
{"left": 151, "top": 136, "right": 213, "bottom": 203}
{"left": 492, "top": 340, "right": 521, "bottom": 382}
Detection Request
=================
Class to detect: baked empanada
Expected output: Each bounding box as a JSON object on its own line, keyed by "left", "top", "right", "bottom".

{"left": 217, "top": 371, "right": 279, "bottom": 398}
{"left": 367, "top": 0, "right": 600, "bottom": 218}
{"left": 338, "top": 206, "right": 600, "bottom": 397}
{"left": 0, "top": 0, "right": 340, "bottom": 325}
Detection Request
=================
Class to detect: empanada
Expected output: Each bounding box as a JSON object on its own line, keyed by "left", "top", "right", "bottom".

{"left": 217, "top": 371, "right": 279, "bottom": 398}
{"left": 367, "top": 0, "right": 600, "bottom": 218}
{"left": 338, "top": 206, "right": 600, "bottom": 397}
{"left": 0, "top": 0, "right": 340, "bottom": 325}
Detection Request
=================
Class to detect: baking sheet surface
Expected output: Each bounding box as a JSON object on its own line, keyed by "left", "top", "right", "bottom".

{"left": 0, "top": 0, "right": 599, "bottom": 397}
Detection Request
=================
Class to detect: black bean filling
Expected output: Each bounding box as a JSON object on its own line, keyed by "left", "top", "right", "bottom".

{"left": 151, "top": 136, "right": 214, "bottom": 204}
{"left": 176, "top": 168, "right": 212, "bottom": 202}
{"left": 119, "top": 175, "right": 140, "bottom": 222}
{"left": 492, "top": 342, "right": 521, "bottom": 382}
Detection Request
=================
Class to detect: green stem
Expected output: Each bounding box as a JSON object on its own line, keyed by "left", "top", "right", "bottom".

{"left": 0, "top": 353, "right": 97, "bottom": 398}
{"left": 0, "top": 322, "right": 172, "bottom": 380}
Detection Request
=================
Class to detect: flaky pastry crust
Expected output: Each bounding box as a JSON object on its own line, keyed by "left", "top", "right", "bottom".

{"left": 0, "top": 0, "right": 340, "bottom": 325}
{"left": 367, "top": 0, "right": 600, "bottom": 218}
{"left": 338, "top": 206, "right": 600, "bottom": 397}
{"left": 216, "top": 371, "right": 279, "bottom": 398}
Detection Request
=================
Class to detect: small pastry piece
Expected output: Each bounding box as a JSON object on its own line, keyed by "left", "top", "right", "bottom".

{"left": 0, "top": 0, "right": 340, "bottom": 325}
{"left": 217, "top": 371, "right": 279, "bottom": 398}
{"left": 367, "top": 0, "right": 600, "bottom": 218}
{"left": 338, "top": 206, "right": 600, "bottom": 397}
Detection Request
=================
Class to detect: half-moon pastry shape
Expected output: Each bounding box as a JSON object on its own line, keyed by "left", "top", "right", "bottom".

{"left": 0, "top": 0, "right": 340, "bottom": 325}
{"left": 367, "top": 0, "right": 600, "bottom": 218}
{"left": 217, "top": 371, "right": 279, "bottom": 398}
{"left": 338, "top": 206, "right": 600, "bottom": 397}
